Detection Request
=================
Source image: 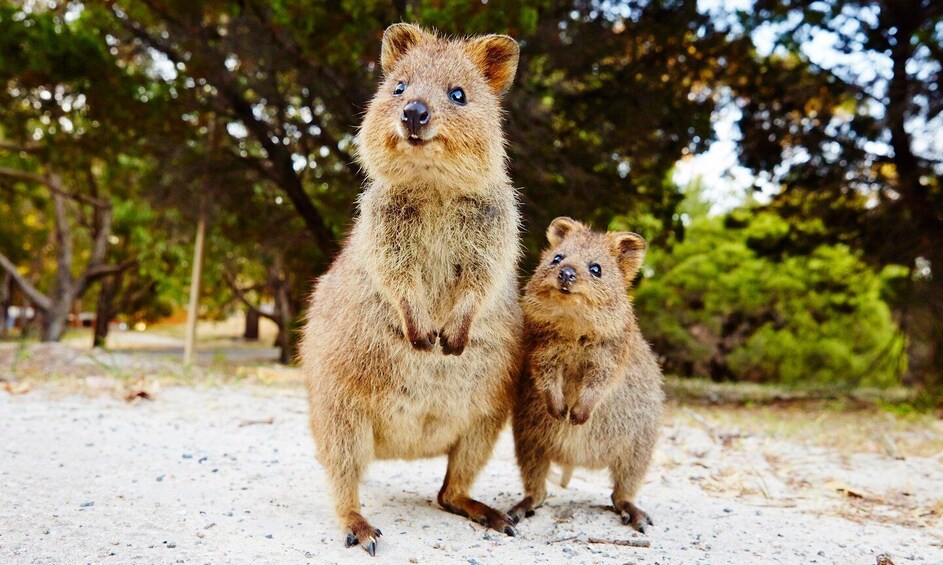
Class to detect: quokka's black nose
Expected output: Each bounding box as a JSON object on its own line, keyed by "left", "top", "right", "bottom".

{"left": 558, "top": 266, "right": 577, "bottom": 285}
{"left": 402, "top": 100, "right": 430, "bottom": 136}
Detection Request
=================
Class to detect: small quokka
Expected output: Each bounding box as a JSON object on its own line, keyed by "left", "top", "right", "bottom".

{"left": 508, "top": 217, "right": 664, "bottom": 532}
{"left": 301, "top": 24, "right": 523, "bottom": 556}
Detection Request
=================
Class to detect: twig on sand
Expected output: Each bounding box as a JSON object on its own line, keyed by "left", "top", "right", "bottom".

{"left": 547, "top": 534, "right": 580, "bottom": 544}
{"left": 683, "top": 407, "right": 716, "bottom": 434}
{"left": 587, "top": 537, "right": 651, "bottom": 548}
{"left": 238, "top": 417, "right": 274, "bottom": 427}
{"left": 877, "top": 433, "right": 904, "bottom": 460}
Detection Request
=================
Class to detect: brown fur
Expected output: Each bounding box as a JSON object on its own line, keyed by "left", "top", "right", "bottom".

{"left": 300, "top": 24, "right": 522, "bottom": 555}
{"left": 508, "top": 217, "right": 664, "bottom": 533}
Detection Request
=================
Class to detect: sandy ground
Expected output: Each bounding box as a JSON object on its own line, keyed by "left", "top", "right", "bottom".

{"left": 1, "top": 379, "right": 941, "bottom": 565}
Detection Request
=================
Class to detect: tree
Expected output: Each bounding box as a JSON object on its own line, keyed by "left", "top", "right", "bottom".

{"left": 634, "top": 188, "right": 905, "bottom": 388}
{"left": 0, "top": 4, "right": 184, "bottom": 342}
{"left": 732, "top": 0, "right": 943, "bottom": 390}
{"left": 100, "top": 0, "right": 748, "bottom": 261}
{"left": 0, "top": 168, "right": 131, "bottom": 341}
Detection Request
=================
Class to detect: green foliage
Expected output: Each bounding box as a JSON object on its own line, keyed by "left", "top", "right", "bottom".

{"left": 0, "top": 1, "right": 937, "bottom": 382}
{"left": 635, "top": 194, "right": 906, "bottom": 388}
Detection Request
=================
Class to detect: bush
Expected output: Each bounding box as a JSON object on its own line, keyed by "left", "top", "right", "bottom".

{"left": 634, "top": 209, "right": 906, "bottom": 388}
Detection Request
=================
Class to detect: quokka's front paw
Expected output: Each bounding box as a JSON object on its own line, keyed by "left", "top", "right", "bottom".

{"left": 439, "top": 313, "right": 472, "bottom": 356}
{"left": 569, "top": 393, "right": 597, "bottom": 425}
{"left": 544, "top": 388, "right": 567, "bottom": 420}
{"left": 569, "top": 403, "right": 593, "bottom": 425}
{"left": 401, "top": 301, "right": 436, "bottom": 351}
{"left": 406, "top": 326, "right": 437, "bottom": 351}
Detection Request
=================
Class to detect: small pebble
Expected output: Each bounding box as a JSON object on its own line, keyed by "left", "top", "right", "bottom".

{"left": 80, "top": 501, "right": 94, "bottom": 508}
{"left": 165, "top": 541, "right": 176, "bottom": 549}
{"left": 156, "top": 475, "right": 165, "bottom": 482}
{"left": 265, "top": 534, "right": 273, "bottom": 539}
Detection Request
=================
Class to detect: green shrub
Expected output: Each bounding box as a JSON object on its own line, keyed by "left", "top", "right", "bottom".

{"left": 634, "top": 210, "right": 905, "bottom": 388}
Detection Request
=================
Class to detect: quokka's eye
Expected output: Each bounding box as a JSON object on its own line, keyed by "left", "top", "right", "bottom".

{"left": 550, "top": 254, "right": 563, "bottom": 265}
{"left": 448, "top": 87, "right": 467, "bottom": 106}
{"left": 393, "top": 81, "right": 407, "bottom": 96}
{"left": 589, "top": 263, "right": 602, "bottom": 278}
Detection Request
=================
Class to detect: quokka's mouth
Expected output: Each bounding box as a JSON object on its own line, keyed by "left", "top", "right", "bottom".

{"left": 406, "top": 135, "right": 426, "bottom": 146}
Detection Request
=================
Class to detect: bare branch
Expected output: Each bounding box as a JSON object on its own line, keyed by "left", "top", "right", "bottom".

{"left": 0, "top": 166, "right": 110, "bottom": 208}
{"left": 0, "top": 166, "right": 48, "bottom": 186}
{"left": 223, "top": 271, "right": 278, "bottom": 323}
{"left": 0, "top": 251, "right": 52, "bottom": 311}
{"left": 0, "top": 140, "right": 42, "bottom": 153}
{"left": 82, "top": 258, "right": 138, "bottom": 286}
{"left": 50, "top": 188, "right": 75, "bottom": 296}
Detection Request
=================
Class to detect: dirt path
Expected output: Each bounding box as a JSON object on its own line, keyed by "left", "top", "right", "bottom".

{"left": 1, "top": 384, "right": 940, "bottom": 564}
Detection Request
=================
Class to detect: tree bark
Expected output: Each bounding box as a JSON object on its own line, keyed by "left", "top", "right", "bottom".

{"left": 243, "top": 307, "right": 260, "bottom": 341}
{"left": 0, "top": 270, "right": 10, "bottom": 338}
{"left": 93, "top": 274, "right": 120, "bottom": 348}
{"left": 273, "top": 278, "right": 294, "bottom": 365}
{"left": 40, "top": 300, "right": 71, "bottom": 342}
{"left": 183, "top": 213, "right": 207, "bottom": 365}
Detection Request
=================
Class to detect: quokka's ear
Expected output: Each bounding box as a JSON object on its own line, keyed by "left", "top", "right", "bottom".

{"left": 609, "top": 232, "right": 647, "bottom": 284}
{"left": 546, "top": 216, "right": 582, "bottom": 246}
{"left": 465, "top": 34, "right": 520, "bottom": 95}
{"left": 381, "top": 23, "right": 435, "bottom": 74}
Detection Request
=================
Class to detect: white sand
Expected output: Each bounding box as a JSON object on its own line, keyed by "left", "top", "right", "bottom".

{"left": 1, "top": 384, "right": 940, "bottom": 564}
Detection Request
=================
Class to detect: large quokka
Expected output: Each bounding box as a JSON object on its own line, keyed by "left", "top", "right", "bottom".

{"left": 300, "top": 24, "right": 522, "bottom": 555}
{"left": 509, "top": 217, "right": 664, "bottom": 532}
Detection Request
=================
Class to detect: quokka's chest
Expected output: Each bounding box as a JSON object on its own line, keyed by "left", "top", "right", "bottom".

{"left": 370, "top": 190, "right": 509, "bottom": 241}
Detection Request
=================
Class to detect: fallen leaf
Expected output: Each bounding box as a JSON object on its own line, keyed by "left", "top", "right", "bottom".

{"left": 825, "top": 479, "right": 866, "bottom": 499}
{"left": 2, "top": 381, "right": 31, "bottom": 395}
{"left": 122, "top": 379, "right": 159, "bottom": 402}
{"left": 123, "top": 388, "right": 153, "bottom": 402}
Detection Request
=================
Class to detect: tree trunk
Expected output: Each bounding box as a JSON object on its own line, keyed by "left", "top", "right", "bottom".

{"left": 273, "top": 281, "right": 294, "bottom": 364}
{"left": 905, "top": 259, "right": 943, "bottom": 393}
{"left": 41, "top": 300, "right": 71, "bottom": 342}
{"left": 93, "top": 275, "right": 119, "bottom": 348}
{"left": 0, "top": 270, "right": 10, "bottom": 338}
{"left": 183, "top": 213, "right": 207, "bottom": 365}
{"left": 243, "top": 307, "right": 260, "bottom": 341}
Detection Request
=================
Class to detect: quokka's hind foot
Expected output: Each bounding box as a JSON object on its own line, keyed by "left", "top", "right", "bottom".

{"left": 507, "top": 495, "right": 539, "bottom": 524}
{"left": 343, "top": 513, "right": 383, "bottom": 556}
{"left": 440, "top": 494, "right": 517, "bottom": 536}
{"left": 613, "top": 499, "right": 653, "bottom": 533}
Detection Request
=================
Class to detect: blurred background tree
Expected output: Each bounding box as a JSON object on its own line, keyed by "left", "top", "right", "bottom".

{"left": 727, "top": 0, "right": 943, "bottom": 392}
{"left": 0, "top": 0, "right": 938, "bottom": 399}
